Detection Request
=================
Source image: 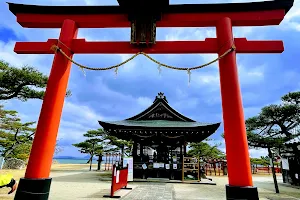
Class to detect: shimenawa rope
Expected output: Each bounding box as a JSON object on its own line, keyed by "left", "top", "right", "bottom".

{"left": 50, "top": 40, "right": 236, "bottom": 72}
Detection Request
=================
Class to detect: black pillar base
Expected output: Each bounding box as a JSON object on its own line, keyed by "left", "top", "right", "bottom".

{"left": 226, "top": 184, "right": 259, "bottom": 200}
{"left": 14, "top": 178, "right": 52, "bottom": 200}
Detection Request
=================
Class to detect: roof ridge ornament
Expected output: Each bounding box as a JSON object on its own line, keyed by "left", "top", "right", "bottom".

{"left": 155, "top": 92, "right": 168, "bottom": 103}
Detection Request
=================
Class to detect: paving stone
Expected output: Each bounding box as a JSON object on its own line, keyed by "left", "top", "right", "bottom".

{"left": 121, "top": 183, "right": 174, "bottom": 200}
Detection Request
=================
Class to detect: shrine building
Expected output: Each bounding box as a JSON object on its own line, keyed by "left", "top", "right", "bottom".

{"left": 99, "top": 92, "right": 220, "bottom": 180}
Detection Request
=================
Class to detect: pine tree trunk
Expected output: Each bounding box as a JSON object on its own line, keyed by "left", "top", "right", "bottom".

{"left": 268, "top": 147, "right": 279, "bottom": 193}
{"left": 97, "top": 155, "right": 102, "bottom": 171}
{"left": 89, "top": 155, "right": 93, "bottom": 171}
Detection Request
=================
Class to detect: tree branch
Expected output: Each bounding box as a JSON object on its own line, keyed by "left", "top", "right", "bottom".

{"left": 14, "top": 128, "right": 20, "bottom": 143}
{"left": 0, "top": 82, "right": 29, "bottom": 100}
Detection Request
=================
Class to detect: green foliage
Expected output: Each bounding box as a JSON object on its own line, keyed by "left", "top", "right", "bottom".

{"left": 0, "top": 105, "right": 36, "bottom": 161}
{"left": 73, "top": 128, "right": 131, "bottom": 156}
{"left": 187, "top": 141, "right": 224, "bottom": 159}
{"left": 105, "top": 135, "right": 133, "bottom": 156}
{"left": 250, "top": 156, "right": 270, "bottom": 166}
{"left": 282, "top": 91, "right": 300, "bottom": 105}
{"left": 73, "top": 128, "right": 133, "bottom": 169}
{"left": 10, "top": 143, "right": 32, "bottom": 161}
{"left": 73, "top": 130, "right": 105, "bottom": 157}
{"left": 246, "top": 91, "right": 300, "bottom": 150}
{"left": 0, "top": 60, "right": 71, "bottom": 101}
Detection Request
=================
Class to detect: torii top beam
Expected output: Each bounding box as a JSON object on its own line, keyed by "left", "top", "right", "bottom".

{"left": 8, "top": 0, "right": 294, "bottom": 28}
{"left": 7, "top": 0, "right": 294, "bottom": 54}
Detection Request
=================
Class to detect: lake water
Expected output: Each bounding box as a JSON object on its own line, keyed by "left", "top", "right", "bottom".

{"left": 55, "top": 159, "right": 91, "bottom": 164}
{"left": 54, "top": 158, "right": 118, "bottom": 164}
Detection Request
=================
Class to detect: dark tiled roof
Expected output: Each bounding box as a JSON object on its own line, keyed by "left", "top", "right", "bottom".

{"left": 99, "top": 120, "right": 216, "bottom": 128}
{"left": 7, "top": 0, "right": 294, "bottom": 16}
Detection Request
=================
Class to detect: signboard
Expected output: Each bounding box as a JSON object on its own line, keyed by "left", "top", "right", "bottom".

{"left": 123, "top": 157, "right": 133, "bottom": 181}
{"left": 182, "top": 156, "right": 200, "bottom": 182}
{"left": 153, "top": 163, "right": 159, "bottom": 168}
{"left": 172, "top": 156, "right": 177, "bottom": 162}
{"left": 116, "top": 170, "right": 120, "bottom": 183}
{"left": 282, "top": 158, "right": 289, "bottom": 170}
{"left": 165, "top": 164, "right": 170, "bottom": 170}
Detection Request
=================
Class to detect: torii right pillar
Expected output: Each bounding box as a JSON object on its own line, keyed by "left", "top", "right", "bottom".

{"left": 217, "top": 17, "right": 258, "bottom": 199}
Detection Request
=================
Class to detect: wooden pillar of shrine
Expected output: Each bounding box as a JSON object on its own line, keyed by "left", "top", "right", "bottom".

{"left": 133, "top": 142, "right": 137, "bottom": 161}
{"left": 140, "top": 142, "right": 144, "bottom": 162}
{"left": 180, "top": 144, "right": 183, "bottom": 160}
{"left": 216, "top": 17, "right": 258, "bottom": 200}
{"left": 183, "top": 142, "right": 187, "bottom": 156}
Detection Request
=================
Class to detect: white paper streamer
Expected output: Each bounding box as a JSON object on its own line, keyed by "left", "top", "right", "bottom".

{"left": 114, "top": 67, "right": 119, "bottom": 79}
{"left": 158, "top": 64, "right": 162, "bottom": 76}
{"left": 187, "top": 69, "right": 191, "bottom": 86}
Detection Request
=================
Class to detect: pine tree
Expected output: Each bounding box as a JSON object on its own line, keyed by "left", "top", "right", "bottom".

{"left": 0, "top": 105, "right": 35, "bottom": 161}
{"left": 246, "top": 91, "right": 300, "bottom": 193}
{"left": 73, "top": 129, "right": 106, "bottom": 171}
{"left": 0, "top": 60, "right": 71, "bottom": 101}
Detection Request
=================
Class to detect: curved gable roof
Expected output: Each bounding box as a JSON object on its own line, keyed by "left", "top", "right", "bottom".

{"left": 126, "top": 93, "right": 195, "bottom": 122}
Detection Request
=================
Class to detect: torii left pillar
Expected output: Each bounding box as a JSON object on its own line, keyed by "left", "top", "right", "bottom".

{"left": 14, "top": 19, "right": 78, "bottom": 200}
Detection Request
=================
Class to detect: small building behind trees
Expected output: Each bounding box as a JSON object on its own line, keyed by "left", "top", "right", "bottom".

{"left": 281, "top": 134, "right": 300, "bottom": 186}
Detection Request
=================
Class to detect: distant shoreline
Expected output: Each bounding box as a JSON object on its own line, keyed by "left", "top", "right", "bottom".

{"left": 53, "top": 157, "right": 118, "bottom": 164}
{"left": 54, "top": 158, "right": 94, "bottom": 164}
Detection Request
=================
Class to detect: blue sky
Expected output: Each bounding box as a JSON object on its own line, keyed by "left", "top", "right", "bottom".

{"left": 0, "top": 0, "right": 300, "bottom": 158}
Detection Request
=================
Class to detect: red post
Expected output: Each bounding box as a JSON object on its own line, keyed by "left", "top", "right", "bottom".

{"left": 14, "top": 19, "right": 78, "bottom": 200}
{"left": 25, "top": 19, "right": 78, "bottom": 178}
{"left": 216, "top": 17, "right": 253, "bottom": 187}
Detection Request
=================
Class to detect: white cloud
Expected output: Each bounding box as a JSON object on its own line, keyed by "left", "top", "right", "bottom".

{"left": 249, "top": 148, "right": 268, "bottom": 158}
{"left": 164, "top": 28, "right": 215, "bottom": 41}
{"left": 243, "top": 106, "right": 262, "bottom": 119}
{"left": 0, "top": 41, "right": 48, "bottom": 71}
{"left": 191, "top": 62, "right": 265, "bottom": 94}
{"left": 136, "top": 97, "right": 152, "bottom": 108}
{"left": 220, "top": 146, "right": 268, "bottom": 158}
{"left": 58, "top": 127, "right": 87, "bottom": 143}
{"left": 195, "top": 73, "right": 219, "bottom": 86}
{"left": 175, "top": 88, "right": 188, "bottom": 100}
{"left": 279, "top": 0, "right": 300, "bottom": 32}
{"left": 118, "top": 54, "right": 137, "bottom": 72}
{"left": 174, "top": 97, "right": 200, "bottom": 110}
{"left": 63, "top": 101, "right": 103, "bottom": 122}
{"left": 206, "top": 136, "right": 268, "bottom": 158}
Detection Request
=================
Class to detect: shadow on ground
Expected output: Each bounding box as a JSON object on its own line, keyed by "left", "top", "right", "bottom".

{"left": 52, "top": 172, "right": 105, "bottom": 183}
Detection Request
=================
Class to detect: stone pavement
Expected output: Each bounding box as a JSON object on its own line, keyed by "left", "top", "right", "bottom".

{"left": 121, "top": 183, "right": 173, "bottom": 200}
{"left": 121, "top": 176, "right": 300, "bottom": 200}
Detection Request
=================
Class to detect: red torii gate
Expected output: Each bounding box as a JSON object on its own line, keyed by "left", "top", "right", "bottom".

{"left": 7, "top": 1, "right": 293, "bottom": 200}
